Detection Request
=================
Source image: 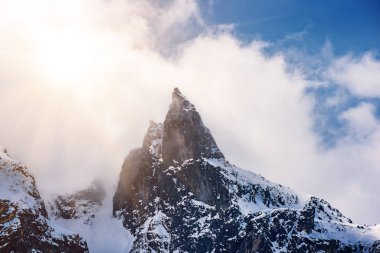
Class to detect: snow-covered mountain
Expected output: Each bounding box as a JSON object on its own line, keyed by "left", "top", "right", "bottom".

{"left": 1, "top": 88, "right": 379, "bottom": 252}
{"left": 0, "top": 147, "right": 88, "bottom": 252}
{"left": 112, "top": 88, "right": 380, "bottom": 252}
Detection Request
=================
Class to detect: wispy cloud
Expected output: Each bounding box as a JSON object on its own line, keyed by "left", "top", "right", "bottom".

{"left": 328, "top": 52, "right": 380, "bottom": 97}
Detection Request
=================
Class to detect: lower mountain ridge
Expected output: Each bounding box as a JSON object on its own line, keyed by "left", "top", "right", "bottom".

{"left": 112, "top": 88, "right": 380, "bottom": 252}
{"left": 49, "top": 180, "right": 106, "bottom": 225}
{"left": 0, "top": 147, "right": 88, "bottom": 252}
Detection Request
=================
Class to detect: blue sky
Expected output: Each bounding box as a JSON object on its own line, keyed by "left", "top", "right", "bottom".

{"left": 200, "top": 0, "right": 380, "bottom": 56}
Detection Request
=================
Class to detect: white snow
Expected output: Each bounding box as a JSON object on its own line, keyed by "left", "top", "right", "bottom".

{"left": 50, "top": 193, "right": 134, "bottom": 253}
{"left": 0, "top": 148, "right": 35, "bottom": 205}
{"left": 206, "top": 158, "right": 305, "bottom": 212}
{"left": 191, "top": 199, "right": 215, "bottom": 210}
{"left": 205, "top": 157, "right": 380, "bottom": 248}
{"left": 149, "top": 211, "right": 170, "bottom": 239}
{"left": 0, "top": 147, "right": 85, "bottom": 245}
{"left": 206, "top": 158, "right": 303, "bottom": 204}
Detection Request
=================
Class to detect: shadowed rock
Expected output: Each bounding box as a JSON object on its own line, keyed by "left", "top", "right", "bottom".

{"left": 162, "top": 88, "right": 224, "bottom": 165}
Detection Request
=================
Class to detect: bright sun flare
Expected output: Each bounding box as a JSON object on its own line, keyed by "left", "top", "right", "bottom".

{"left": 37, "top": 32, "right": 96, "bottom": 88}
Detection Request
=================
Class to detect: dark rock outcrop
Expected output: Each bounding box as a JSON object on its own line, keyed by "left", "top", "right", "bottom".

{"left": 162, "top": 88, "right": 224, "bottom": 165}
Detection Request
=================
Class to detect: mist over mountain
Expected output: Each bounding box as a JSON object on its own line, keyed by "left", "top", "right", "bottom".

{"left": 2, "top": 89, "right": 378, "bottom": 252}
{"left": 110, "top": 89, "right": 380, "bottom": 252}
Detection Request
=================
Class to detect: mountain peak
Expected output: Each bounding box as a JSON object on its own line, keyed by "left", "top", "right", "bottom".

{"left": 170, "top": 87, "right": 195, "bottom": 112}
{"left": 113, "top": 89, "right": 380, "bottom": 252}
{"left": 162, "top": 88, "right": 224, "bottom": 164}
{"left": 173, "top": 87, "right": 182, "bottom": 97}
{"left": 0, "top": 146, "right": 17, "bottom": 163}
{"left": 0, "top": 146, "right": 9, "bottom": 158}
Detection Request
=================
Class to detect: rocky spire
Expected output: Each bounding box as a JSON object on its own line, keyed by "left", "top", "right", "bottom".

{"left": 162, "top": 88, "right": 224, "bottom": 164}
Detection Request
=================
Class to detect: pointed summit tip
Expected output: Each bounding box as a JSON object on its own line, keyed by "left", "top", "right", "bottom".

{"left": 162, "top": 87, "right": 224, "bottom": 164}
{"left": 173, "top": 87, "right": 180, "bottom": 94}
{"left": 170, "top": 87, "right": 194, "bottom": 111}
{"left": 0, "top": 146, "right": 6, "bottom": 154}
{"left": 172, "top": 87, "right": 186, "bottom": 100}
{"left": 0, "top": 146, "right": 11, "bottom": 160}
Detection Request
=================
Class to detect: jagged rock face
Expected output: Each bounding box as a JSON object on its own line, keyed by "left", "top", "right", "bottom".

{"left": 50, "top": 180, "right": 106, "bottom": 225}
{"left": 113, "top": 89, "right": 380, "bottom": 252}
{"left": 162, "top": 88, "right": 224, "bottom": 165}
{"left": 0, "top": 147, "right": 88, "bottom": 252}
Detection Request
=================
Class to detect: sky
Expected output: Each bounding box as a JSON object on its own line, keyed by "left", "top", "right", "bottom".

{"left": 0, "top": 0, "right": 379, "bottom": 224}
{"left": 201, "top": 0, "right": 380, "bottom": 55}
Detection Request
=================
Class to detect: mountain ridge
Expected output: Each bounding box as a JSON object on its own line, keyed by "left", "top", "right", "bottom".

{"left": 0, "top": 146, "right": 88, "bottom": 252}
{"left": 112, "top": 88, "right": 380, "bottom": 252}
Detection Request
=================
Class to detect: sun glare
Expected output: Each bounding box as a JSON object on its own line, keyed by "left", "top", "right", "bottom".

{"left": 36, "top": 31, "right": 96, "bottom": 88}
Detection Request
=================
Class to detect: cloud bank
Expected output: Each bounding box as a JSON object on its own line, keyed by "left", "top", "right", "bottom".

{"left": 329, "top": 53, "right": 380, "bottom": 97}
{"left": 0, "top": 0, "right": 379, "bottom": 224}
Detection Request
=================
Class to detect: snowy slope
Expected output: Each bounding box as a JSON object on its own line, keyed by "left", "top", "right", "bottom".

{"left": 0, "top": 147, "right": 88, "bottom": 252}
{"left": 49, "top": 182, "right": 134, "bottom": 253}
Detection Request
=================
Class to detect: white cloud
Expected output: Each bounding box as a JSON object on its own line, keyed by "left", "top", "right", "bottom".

{"left": 0, "top": 0, "right": 379, "bottom": 225}
{"left": 328, "top": 53, "right": 380, "bottom": 97}
{"left": 340, "top": 103, "right": 378, "bottom": 139}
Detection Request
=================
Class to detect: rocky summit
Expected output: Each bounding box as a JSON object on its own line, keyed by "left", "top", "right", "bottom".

{"left": 113, "top": 88, "right": 380, "bottom": 253}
